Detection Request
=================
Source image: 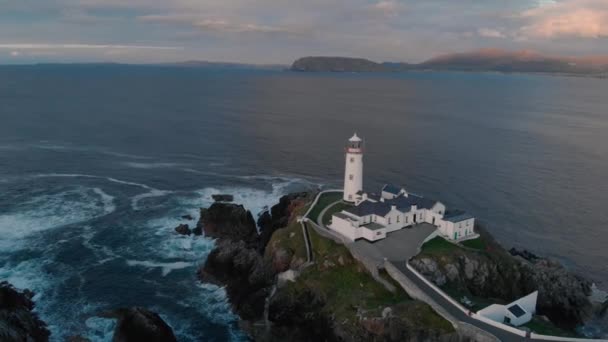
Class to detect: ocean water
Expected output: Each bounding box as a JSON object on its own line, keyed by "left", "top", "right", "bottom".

{"left": 0, "top": 65, "right": 607, "bottom": 340}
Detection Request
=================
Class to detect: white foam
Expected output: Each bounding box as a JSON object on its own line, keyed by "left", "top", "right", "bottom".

{"left": 125, "top": 260, "right": 194, "bottom": 276}
{"left": 589, "top": 283, "right": 608, "bottom": 303}
{"left": 123, "top": 162, "right": 181, "bottom": 169}
{"left": 0, "top": 187, "right": 116, "bottom": 242}
{"left": 33, "top": 173, "right": 172, "bottom": 211}
{"left": 84, "top": 317, "right": 116, "bottom": 342}
{"left": 131, "top": 189, "right": 173, "bottom": 211}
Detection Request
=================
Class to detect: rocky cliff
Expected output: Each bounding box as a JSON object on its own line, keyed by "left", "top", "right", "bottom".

{"left": 0, "top": 281, "right": 50, "bottom": 342}
{"left": 101, "top": 307, "right": 177, "bottom": 342}
{"left": 197, "top": 192, "right": 467, "bottom": 341}
{"left": 410, "top": 226, "right": 593, "bottom": 330}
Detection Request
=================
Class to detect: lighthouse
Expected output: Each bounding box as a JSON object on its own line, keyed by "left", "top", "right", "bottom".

{"left": 343, "top": 133, "right": 364, "bottom": 203}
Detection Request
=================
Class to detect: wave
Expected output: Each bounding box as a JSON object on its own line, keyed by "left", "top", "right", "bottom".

{"left": 125, "top": 260, "right": 194, "bottom": 276}
{"left": 123, "top": 162, "right": 182, "bottom": 169}
{"left": 0, "top": 186, "right": 116, "bottom": 243}
{"left": 34, "top": 173, "right": 173, "bottom": 211}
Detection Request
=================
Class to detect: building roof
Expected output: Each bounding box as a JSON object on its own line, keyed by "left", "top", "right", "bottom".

{"left": 343, "top": 193, "right": 439, "bottom": 218}
{"left": 507, "top": 304, "right": 527, "bottom": 318}
{"left": 361, "top": 222, "right": 385, "bottom": 231}
{"left": 349, "top": 133, "right": 362, "bottom": 142}
{"left": 382, "top": 183, "right": 402, "bottom": 195}
{"left": 333, "top": 212, "right": 352, "bottom": 220}
{"left": 443, "top": 210, "right": 474, "bottom": 223}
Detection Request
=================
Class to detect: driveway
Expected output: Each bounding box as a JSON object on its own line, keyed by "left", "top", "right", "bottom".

{"left": 352, "top": 223, "right": 437, "bottom": 264}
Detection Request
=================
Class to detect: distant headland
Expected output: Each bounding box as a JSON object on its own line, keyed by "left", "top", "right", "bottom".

{"left": 290, "top": 49, "right": 608, "bottom": 76}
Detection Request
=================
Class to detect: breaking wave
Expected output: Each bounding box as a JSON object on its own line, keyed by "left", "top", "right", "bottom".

{"left": 0, "top": 186, "right": 116, "bottom": 242}
{"left": 125, "top": 260, "right": 194, "bottom": 276}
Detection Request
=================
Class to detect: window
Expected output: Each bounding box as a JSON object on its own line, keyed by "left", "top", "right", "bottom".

{"left": 350, "top": 157, "right": 355, "bottom": 163}
{"left": 376, "top": 232, "right": 382, "bottom": 236}
{"left": 405, "top": 216, "right": 408, "bottom": 223}
{"left": 348, "top": 195, "right": 352, "bottom": 200}
{"left": 388, "top": 217, "right": 391, "bottom": 224}
{"left": 349, "top": 174, "right": 354, "bottom": 180}
{"left": 397, "top": 216, "right": 400, "bottom": 223}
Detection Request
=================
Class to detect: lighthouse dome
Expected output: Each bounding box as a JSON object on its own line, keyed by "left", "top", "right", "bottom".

{"left": 349, "top": 133, "right": 362, "bottom": 142}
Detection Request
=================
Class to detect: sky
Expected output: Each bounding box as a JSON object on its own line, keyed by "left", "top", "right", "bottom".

{"left": 0, "top": 0, "right": 607, "bottom": 64}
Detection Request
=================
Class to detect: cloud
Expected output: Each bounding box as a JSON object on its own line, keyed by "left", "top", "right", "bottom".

{"left": 139, "top": 14, "right": 289, "bottom": 34}
{"left": 0, "top": 43, "right": 182, "bottom": 50}
{"left": 369, "top": 1, "right": 403, "bottom": 17}
{"left": 477, "top": 28, "right": 506, "bottom": 38}
{"left": 519, "top": 0, "right": 608, "bottom": 39}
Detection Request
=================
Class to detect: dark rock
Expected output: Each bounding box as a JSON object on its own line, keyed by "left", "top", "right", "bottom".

{"left": 509, "top": 248, "right": 539, "bottom": 261}
{"left": 271, "top": 248, "right": 293, "bottom": 274}
{"left": 198, "top": 240, "right": 275, "bottom": 320}
{"left": 0, "top": 281, "right": 50, "bottom": 342}
{"left": 66, "top": 336, "right": 91, "bottom": 342}
{"left": 103, "top": 307, "right": 176, "bottom": 342}
{"left": 195, "top": 203, "right": 258, "bottom": 245}
{"left": 174, "top": 224, "right": 191, "bottom": 236}
{"left": 258, "top": 192, "right": 309, "bottom": 253}
{"left": 212, "top": 194, "right": 234, "bottom": 202}
{"left": 181, "top": 214, "right": 193, "bottom": 220}
{"left": 267, "top": 286, "right": 335, "bottom": 341}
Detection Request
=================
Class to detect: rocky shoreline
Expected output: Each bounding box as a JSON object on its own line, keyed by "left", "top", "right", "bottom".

{"left": 410, "top": 225, "right": 606, "bottom": 337}
{"left": 3, "top": 191, "right": 605, "bottom": 341}
{"left": 197, "top": 192, "right": 608, "bottom": 341}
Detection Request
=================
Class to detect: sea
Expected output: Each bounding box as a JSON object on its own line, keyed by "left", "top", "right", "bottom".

{"left": 0, "top": 65, "right": 606, "bottom": 341}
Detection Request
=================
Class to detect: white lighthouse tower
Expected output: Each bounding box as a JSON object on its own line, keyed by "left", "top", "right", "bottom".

{"left": 343, "top": 133, "right": 364, "bottom": 203}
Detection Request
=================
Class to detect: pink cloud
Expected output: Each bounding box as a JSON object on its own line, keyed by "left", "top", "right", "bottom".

{"left": 520, "top": 0, "right": 608, "bottom": 39}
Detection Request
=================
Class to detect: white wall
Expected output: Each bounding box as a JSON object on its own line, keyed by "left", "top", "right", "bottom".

{"left": 329, "top": 215, "right": 359, "bottom": 241}
{"left": 478, "top": 304, "right": 507, "bottom": 322}
{"left": 507, "top": 309, "right": 532, "bottom": 327}
{"left": 512, "top": 291, "right": 538, "bottom": 315}
{"left": 438, "top": 218, "right": 476, "bottom": 241}
{"left": 362, "top": 227, "right": 386, "bottom": 241}
{"left": 343, "top": 152, "right": 363, "bottom": 202}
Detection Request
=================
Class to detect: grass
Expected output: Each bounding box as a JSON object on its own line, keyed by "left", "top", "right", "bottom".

{"left": 419, "top": 237, "right": 461, "bottom": 255}
{"left": 523, "top": 316, "right": 579, "bottom": 338}
{"left": 265, "top": 202, "right": 311, "bottom": 262}
{"left": 321, "top": 201, "right": 353, "bottom": 226}
{"left": 296, "top": 225, "right": 452, "bottom": 334}
{"left": 306, "top": 191, "right": 343, "bottom": 222}
{"left": 461, "top": 237, "right": 486, "bottom": 251}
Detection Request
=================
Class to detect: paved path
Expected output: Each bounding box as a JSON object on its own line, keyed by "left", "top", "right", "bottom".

{"left": 300, "top": 221, "right": 313, "bottom": 262}
{"left": 353, "top": 223, "right": 436, "bottom": 264}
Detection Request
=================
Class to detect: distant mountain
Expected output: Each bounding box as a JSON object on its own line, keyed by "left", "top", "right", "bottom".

{"left": 291, "top": 50, "right": 608, "bottom": 75}
{"left": 291, "top": 56, "right": 390, "bottom": 72}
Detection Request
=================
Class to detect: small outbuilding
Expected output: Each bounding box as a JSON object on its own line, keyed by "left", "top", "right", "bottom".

{"left": 477, "top": 291, "right": 538, "bottom": 327}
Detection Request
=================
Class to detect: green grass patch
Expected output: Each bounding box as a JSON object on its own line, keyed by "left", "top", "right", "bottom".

{"left": 306, "top": 191, "right": 343, "bottom": 222}
{"left": 265, "top": 202, "right": 312, "bottom": 262}
{"left": 279, "top": 220, "right": 453, "bottom": 335}
{"left": 523, "top": 316, "right": 579, "bottom": 338}
{"left": 419, "top": 237, "right": 461, "bottom": 255}
{"left": 321, "top": 202, "right": 353, "bottom": 226}
{"left": 461, "top": 238, "right": 486, "bottom": 251}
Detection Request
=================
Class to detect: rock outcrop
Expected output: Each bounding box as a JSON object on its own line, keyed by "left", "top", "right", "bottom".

{"left": 194, "top": 203, "right": 258, "bottom": 245}
{"left": 411, "top": 229, "right": 593, "bottom": 329}
{"left": 103, "top": 307, "right": 176, "bottom": 342}
{"left": 174, "top": 224, "right": 191, "bottom": 235}
{"left": 211, "top": 194, "right": 234, "bottom": 202}
{"left": 199, "top": 240, "right": 275, "bottom": 320}
{"left": 0, "top": 281, "right": 50, "bottom": 342}
{"left": 258, "top": 192, "right": 308, "bottom": 253}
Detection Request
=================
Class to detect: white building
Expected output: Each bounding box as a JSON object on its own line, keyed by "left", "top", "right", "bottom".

{"left": 343, "top": 133, "right": 364, "bottom": 203}
{"left": 329, "top": 134, "right": 476, "bottom": 242}
{"left": 478, "top": 291, "right": 538, "bottom": 327}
